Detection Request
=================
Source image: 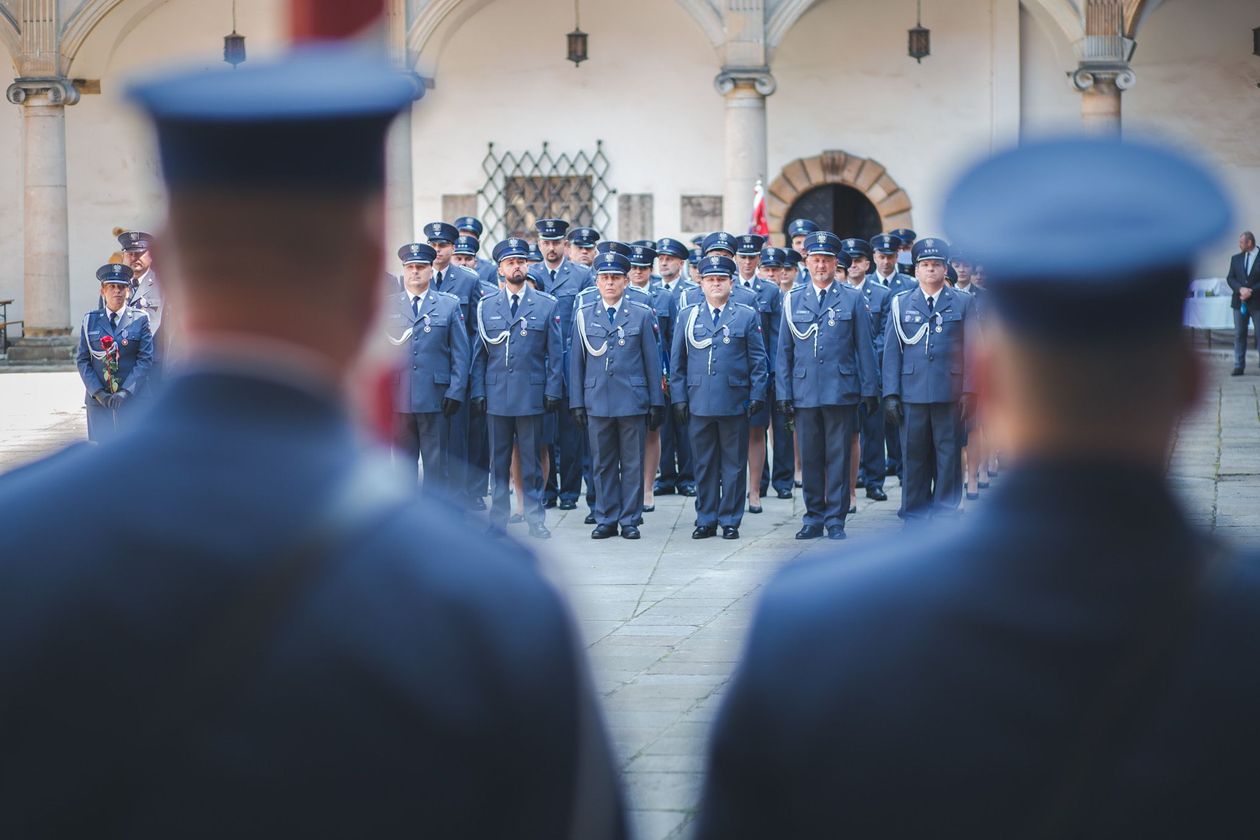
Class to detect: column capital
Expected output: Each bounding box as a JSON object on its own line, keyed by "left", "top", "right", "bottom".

{"left": 1071, "top": 63, "right": 1136, "bottom": 92}
{"left": 1071, "top": 32, "right": 1136, "bottom": 92}
{"left": 714, "top": 67, "right": 776, "bottom": 97}
{"left": 6, "top": 76, "right": 81, "bottom": 106}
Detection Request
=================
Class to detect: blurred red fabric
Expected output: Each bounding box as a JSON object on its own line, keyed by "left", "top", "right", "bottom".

{"left": 290, "top": 0, "right": 385, "bottom": 41}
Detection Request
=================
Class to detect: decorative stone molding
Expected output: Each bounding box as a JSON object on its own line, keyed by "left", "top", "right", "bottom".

{"left": 6, "top": 76, "right": 81, "bottom": 105}
{"left": 764, "top": 150, "right": 914, "bottom": 243}
{"left": 1071, "top": 64, "right": 1136, "bottom": 91}
{"left": 714, "top": 67, "right": 776, "bottom": 97}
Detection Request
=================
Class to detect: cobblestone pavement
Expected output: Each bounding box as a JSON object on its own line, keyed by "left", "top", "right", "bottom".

{"left": 2, "top": 355, "right": 1259, "bottom": 839}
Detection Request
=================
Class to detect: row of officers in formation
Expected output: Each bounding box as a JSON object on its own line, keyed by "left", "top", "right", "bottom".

{"left": 75, "top": 219, "right": 987, "bottom": 543}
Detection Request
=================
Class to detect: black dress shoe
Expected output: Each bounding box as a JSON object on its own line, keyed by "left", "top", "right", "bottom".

{"left": 508, "top": 513, "right": 524, "bottom": 524}
{"left": 747, "top": 504, "right": 763, "bottom": 514}
{"left": 794, "top": 480, "right": 803, "bottom": 488}
{"left": 633, "top": 516, "right": 644, "bottom": 526}
{"left": 528, "top": 523, "right": 551, "bottom": 539}
{"left": 621, "top": 525, "right": 641, "bottom": 540}
{"left": 856, "top": 476, "right": 866, "bottom": 489}
{"left": 591, "top": 524, "right": 618, "bottom": 539}
{"left": 796, "top": 525, "right": 824, "bottom": 540}
{"left": 642, "top": 504, "right": 655, "bottom": 513}
{"left": 653, "top": 484, "right": 676, "bottom": 496}
{"left": 827, "top": 525, "right": 846, "bottom": 540}
{"left": 1232, "top": 367, "right": 1245, "bottom": 376}
{"left": 558, "top": 499, "right": 577, "bottom": 511}
{"left": 544, "top": 498, "right": 558, "bottom": 509}
{"left": 849, "top": 504, "right": 858, "bottom": 514}
{"left": 966, "top": 492, "right": 980, "bottom": 501}
{"left": 692, "top": 525, "right": 718, "bottom": 539}
{"left": 584, "top": 512, "right": 597, "bottom": 525}
{"left": 678, "top": 485, "right": 697, "bottom": 497}
{"left": 721, "top": 526, "right": 740, "bottom": 540}
{"left": 866, "top": 487, "right": 888, "bottom": 501}
{"left": 776, "top": 489, "right": 794, "bottom": 499}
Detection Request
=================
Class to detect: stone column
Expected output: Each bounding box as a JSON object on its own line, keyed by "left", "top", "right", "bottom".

{"left": 6, "top": 77, "right": 78, "bottom": 342}
{"left": 1072, "top": 65, "right": 1134, "bottom": 134}
{"left": 385, "top": 0, "right": 415, "bottom": 251}
{"left": 715, "top": 68, "right": 775, "bottom": 235}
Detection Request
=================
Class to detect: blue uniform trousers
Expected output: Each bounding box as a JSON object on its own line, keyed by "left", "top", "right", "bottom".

{"left": 557, "top": 407, "right": 587, "bottom": 504}
{"left": 1233, "top": 306, "right": 1260, "bottom": 370}
{"left": 857, "top": 400, "right": 886, "bottom": 491}
{"left": 899, "top": 401, "right": 963, "bottom": 520}
{"left": 657, "top": 400, "right": 695, "bottom": 491}
{"left": 797, "top": 405, "right": 856, "bottom": 530}
{"left": 466, "top": 406, "right": 490, "bottom": 499}
{"left": 488, "top": 413, "right": 546, "bottom": 528}
{"left": 395, "top": 411, "right": 443, "bottom": 486}
{"left": 588, "top": 416, "right": 646, "bottom": 528}
{"left": 769, "top": 394, "right": 795, "bottom": 495}
{"left": 690, "top": 414, "right": 749, "bottom": 528}
{"left": 885, "top": 416, "right": 903, "bottom": 479}
{"left": 442, "top": 398, "right": 473, "bottom": 501}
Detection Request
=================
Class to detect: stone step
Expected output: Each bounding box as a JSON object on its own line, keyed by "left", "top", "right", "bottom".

{"left": 3, "top": 336, "right": 76, "bottom": 365}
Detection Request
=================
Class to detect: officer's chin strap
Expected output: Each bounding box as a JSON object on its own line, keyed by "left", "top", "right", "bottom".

{"left": 890, "top": 291, "right": 931, "bottom": 348}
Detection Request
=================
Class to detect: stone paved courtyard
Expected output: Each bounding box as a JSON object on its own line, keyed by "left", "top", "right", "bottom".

{"left": 3, "top": 354, "right": 1259, "bottom": 839}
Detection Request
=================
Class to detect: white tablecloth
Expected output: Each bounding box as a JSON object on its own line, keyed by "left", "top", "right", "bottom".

{"left": 1184, "top": 278, "right": 1233, "bottom": 329}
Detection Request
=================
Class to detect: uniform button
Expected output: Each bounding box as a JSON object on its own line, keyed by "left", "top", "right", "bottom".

{"left": 413, "top": 365, "right": 417, "bottom": 370}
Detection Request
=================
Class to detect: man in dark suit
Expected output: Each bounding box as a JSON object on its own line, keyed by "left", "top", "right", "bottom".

{"left": 0, "top": 46, "right": 624, "bottom": 839}
{"left": 1227, "top": 230, "right": 1259, "bottom": 375}
{"left": 697, "top": 137, "right": 1257, "bottom": 839}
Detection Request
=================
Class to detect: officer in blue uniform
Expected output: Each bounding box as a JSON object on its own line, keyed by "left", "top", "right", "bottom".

{"left": 759, "top": 247, "right": 796, "bottom": 499}
{"left": 781, "top": 247, "right": 803, "bottom": 290}
{"left": 868, "top": 233, "right": 917, "bottom": 480}
{"left": 883, "top": 237, "right": 976, "bottom": 520}
{"left": 698, "top": 136, "right": 1247, "bottom": 840}
{"left": 842, "top": 237, "right": 892, "bottom": 503}
{"left": 776, "top": 232, "right": 879, "bottom": 540}
{"left": 389, "top": 242, "right": 470, "bottom": 486}
{"left": 76, "top": 263, "right": 155, "bottom": 443}
{"left": 567, "top": 226, "right": 600, "bottom": 268}
{"left": 652, "top": 237, "right": 697, "bottom": 497}
{"left": 788, "top": 218, "right": 820, "bottom": 286}
{"left": 452, "top": 215, "right": 498, "bottom": 287}
{"left": 628, "top": 244, "right": 674, "bottom": 514}
{"left": 570, "top": 252, "right": 665, "bottom": 539}
{"left": 890, "top": 226, "right": 917, "bottom": 274}
{"left": 670, "top": 255, "right": 768, "bottom": 540}
{"left": 2, "top": 47, "right": 625, "bottom": 839}
{"left": 470, "top": 238, "right": 565, "bottom": 538}
{"left": 733, "top": 234, "right": 781, "bottom": 509}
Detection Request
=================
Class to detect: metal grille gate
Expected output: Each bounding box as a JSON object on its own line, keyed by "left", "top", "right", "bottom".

{"left": 477, "top": 141, "right": 614, "bottom": 243}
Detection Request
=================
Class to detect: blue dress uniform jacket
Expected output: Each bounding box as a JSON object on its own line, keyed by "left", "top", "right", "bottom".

{"left": 775, "top": 283, "right": 879, "bottom": 407}
{"left": 471, "top": 286, "right": 565, "bottom": 416}
{"left": 530, "top": 259, "right": 595, "bottom": 350}
{"left": 473, "top": 257, "right": 498, "bottom": 288}
{"left": 569, "top": 299, "right": 665, "bottom": 417}
{"left": 697, "top": 462, "right": 1260, "bottom": 839}
{"left": 0, "top": 370, "right": 626, "bottom": 839}
{"left": 670, "top": 301, "right": 769, "bottom": 416}
{"left": 882, "top": 285, "right": 974, "bottom": 404}
{"left": 390, "top": 291, "right": 470, "bottom": 414}
{"left": 869, "top": 269, "right": 917, "bottom": 299}
{"left": 76, "top": 307, "right": 155, "bottom": 403}
{"left": 434, "top": 263, "right": 483, "bottom": 333}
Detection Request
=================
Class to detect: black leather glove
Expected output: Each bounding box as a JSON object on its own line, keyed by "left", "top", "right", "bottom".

{"left": 441, "top": 397, "right": 462, "bottom": 417}
{"left": 571, "top": 407, "right": 588, "bottom": 428}
{"left": 775, "top": 400, "right": 794, "bottom": 418}
{"left": 648, "top": 405, "right": 665, "bottom": 431}
{"left": 544, "top": 396, "right": 563, "bottom": 413}
{"left": 883, "top": 395, "right": 904, "bottom": 425}
{"left": 469, "top": 397, "right": 486, "bottom": 416}
{"left": 673, "top": 403, "right": 689, "bottom": 426}
{"left": 863, "top": 396, "right": 879, "bottom": 417}
{"left": 959, "top": 393, "right": 977, "bottom": 425}
{"left": 93, "top": 390, "right": 110, "bottom": 408}
{"left": 106, "top": 391, "right": 130, "bottom": 411}
{"left": 746, "top": 400, "right": 765, "bottom": 419}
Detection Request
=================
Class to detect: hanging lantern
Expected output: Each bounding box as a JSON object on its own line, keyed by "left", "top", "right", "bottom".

{"left": 224, "top": 1, "right": 246, "bottom": 67}
{"left": 567, "top": 0, "right": 587, "bottom": 67}
{"left": 1252, "top": 25, "right": 1260, "bottom": 58}
{"left": 909, "top": 1, "right": 930, "bottom": 63}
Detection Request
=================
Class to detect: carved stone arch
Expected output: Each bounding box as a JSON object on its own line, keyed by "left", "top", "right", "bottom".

{"left": 61, "top": 0, "right": 171, "bottom": 76}
{"left": 672, "top": 0, "right": 723, "bottom": 51}
{"left": 765, "top": 0, "right": 819, "bottom": 55}
{"left": 1019, "top": 0, "right": 1085, "bottom": 44}
{"left": 1, "top": 4, "right": 19, "bottom": 71}
{"left": 764, "top": 150, "right": 914, "bottom": 242}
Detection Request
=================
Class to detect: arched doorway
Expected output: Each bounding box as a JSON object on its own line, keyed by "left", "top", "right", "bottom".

{"left": 764, "top": 150, "right": 914, "bottom": 246}
{"left": 783, "top": 184, "right": 882, "bottom": 242}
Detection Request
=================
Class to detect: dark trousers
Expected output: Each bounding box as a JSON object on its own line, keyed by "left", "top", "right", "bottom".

{"left": 769, "top": 396, "right": 795, "bottom": 494}
{"left": 658, "top": 396, "right": 695, "bottom": 491}
{"left": 466, "top": 406, "right": 490, "bottom": 498}
{"left": 899, "top": 401, "right": 962, "bottom": 520}
{"left": 488, "top": 413, "right": 545, "bottom": 528}
{"left": 1234, "top": 306, "right": 1260, "bottom": 370}
{"left": 557, "top": 407, "right": 586, "bottom": 503}
{"left": 797, "top": 405, "right": 856, "bottom": 529}
{"left": 588, "top": 415, "right": 647, "bottom": 527}
{"left": 885, "top": 416, "right": 903, "bottom": 478}
{"left": 394, "top": 411, "right": 443, "bottom": 486}
{"left": 857, "top": 400, "right": 886, "bottom": 490}
{"left": 443, "top": 397, "right": 472, "bottom": 500}
{"left": 690, "top": 413, "right": 749, "bottom": 527}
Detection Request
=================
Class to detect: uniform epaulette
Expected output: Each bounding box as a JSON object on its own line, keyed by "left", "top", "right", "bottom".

{"left": 627, "top": 298, "right": 652, "bottom": 310}
{"left": 437, "top": 290, "right": 460, "bottom": 302}
{"left": 731, "top": 301, "right": 756, "bottom": 312}
{"left": 452, "top": 264, "right": 478, "bottom": 279}
{"left": 534, "top": 290, "right": 557, "bottom": 301}
{"left": 892, "top": 288, "right": 914, "bottom": 298}
{"left": 787, "top": 284, "right": 809, "bottom": 297}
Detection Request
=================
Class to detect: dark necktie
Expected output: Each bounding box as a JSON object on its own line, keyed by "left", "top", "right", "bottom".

{"left": 510, "top": 294, "right": 520, "bottom": 318}
{"left": 712, "top": 307, "right": 721, "bottom": 325}
{"left": 412, "top": 296, "right": 420, "bottom": 317}
{"left": 550, "top": 269, "right": 557, "bottom": 287}
{"left": 927, "top": 296, "right": 935, "bottom": 314}
{"left": 434, "top": 270, "right": 443, "bottom": 291}
{"left": 109, "top": 312, "right": 118, "bottom": 329}
{"left": 607, "top": 307, "right": 616, "bottom": 325}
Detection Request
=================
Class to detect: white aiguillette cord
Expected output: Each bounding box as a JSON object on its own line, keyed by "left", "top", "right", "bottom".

{"left": 890, "top": 291, "right": 931, "bottom": 348}
{"left": 575, "top": 304, "right": 611, "bottom": 358}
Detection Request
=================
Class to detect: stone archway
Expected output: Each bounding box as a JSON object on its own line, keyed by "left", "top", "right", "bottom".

{"left": 764, "top": 150, "right": 914, "bottom": 245}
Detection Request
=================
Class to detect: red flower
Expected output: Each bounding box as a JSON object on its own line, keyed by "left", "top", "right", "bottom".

{"left": 100, "top": 335, "right": 114, "bottom": 348}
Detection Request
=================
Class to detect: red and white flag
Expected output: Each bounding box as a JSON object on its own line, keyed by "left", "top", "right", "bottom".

{"left": 749, "top": 180, "right": 769, "bottom": 236}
